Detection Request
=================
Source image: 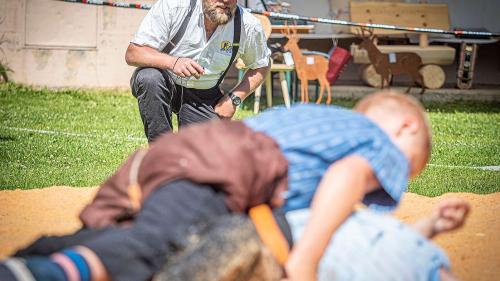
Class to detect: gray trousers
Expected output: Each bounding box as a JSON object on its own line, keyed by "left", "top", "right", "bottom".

{"left": 131, "top": 67, "right": 223, "bottom": 142}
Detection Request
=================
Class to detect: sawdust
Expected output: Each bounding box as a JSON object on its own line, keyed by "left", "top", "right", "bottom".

{"left": 0, "top": 187, "right": 498, "bottom": 281}
{"left": 394, "top": 192, "right": 500, "bottom": 281}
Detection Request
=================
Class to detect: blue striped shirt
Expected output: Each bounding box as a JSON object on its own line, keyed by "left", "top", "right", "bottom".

{"left": 244, "top": 104, "right": 409, "bottom": 212}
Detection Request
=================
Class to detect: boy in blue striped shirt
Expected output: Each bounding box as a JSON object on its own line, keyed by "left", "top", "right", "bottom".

{"left": 245, "top": 90, "right": 467, "bottom": 281}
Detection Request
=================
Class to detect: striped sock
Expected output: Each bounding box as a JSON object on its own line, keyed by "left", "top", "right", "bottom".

{"left": 25, "top": 256, "right": 67, "bottom": 281}
{"left": 62, "top": 249, "right": 91, "bottom": 281}
{"left": 73, "top": 246, "right": 109, "bottom": 281}
{"left": 51, "top": 252, "right": 80, "bottom": 281}
{"left": 1, "top": 257, "right": 67, "bottom": 281}
{"left": 2, "top": 250, "right": 94, "bottom": 281}
{"left": 0, "top": 259, "right": 28, "bottom": 281}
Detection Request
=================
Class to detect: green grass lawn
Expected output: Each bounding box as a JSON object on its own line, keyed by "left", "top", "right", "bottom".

{"left": 1, "top": 83, "right": 499, "bottom": 196}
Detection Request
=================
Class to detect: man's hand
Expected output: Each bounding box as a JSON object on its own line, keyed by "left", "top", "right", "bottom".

{"left": 430, "top": 197, "right": 470, "bottom": 236}
{"left": 172, "top": 57, "right": 205, "bottom": 79}
{"left": 125, "top": 44, "right": 205, "bottom": 79}
{"left": 214, "top": 95, "right": 237, "bottom": 119}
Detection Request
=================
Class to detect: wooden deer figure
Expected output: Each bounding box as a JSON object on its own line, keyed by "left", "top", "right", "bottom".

{"left": 358, "top": 27, "right": 426, "bottom": 94}
{"left": 283, "top": 27, "right": 332, "bottom": 104}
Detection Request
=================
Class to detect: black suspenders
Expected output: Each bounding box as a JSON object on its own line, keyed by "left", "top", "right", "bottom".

{"left": 162, "top": 0, "right": 197, "bottom": 54}
{"left": 162, "top": 0, "right": 242, "bottom": 88}
{"left": 216, "top": 6, "right": 241, "bottom": 87}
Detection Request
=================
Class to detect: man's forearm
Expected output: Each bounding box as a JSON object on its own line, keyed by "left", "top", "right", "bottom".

{"left": 125, "top": 43, "right": 176, "bottom": 70}
{"left": 230, "top": 64, "right": 270, "bottom": 100}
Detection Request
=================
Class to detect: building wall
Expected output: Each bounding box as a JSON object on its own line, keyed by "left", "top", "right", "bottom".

{"left": 1, "top": 0, "right": 153, "bottom": 87}
{"left": 1, "top": 0, "right": 498, "bottom": 88}
{"left": 428, "top": 0, "right": 500, "bottom": 32}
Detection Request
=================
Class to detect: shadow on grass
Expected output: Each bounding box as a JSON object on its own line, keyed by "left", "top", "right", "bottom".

{"left": 0, "top": 134, "right": 16, "bottom": 142}
{"left": 0, "top": 82, "right": 130, "bottom": 101}
{"left": 241, "top": 94, "right": 499, "bottom": 114}
{"left": 422, "top": 101, "right": 500, "bottom": 114}
{"left": 5, "top": 82, "right": 498, "bottom": 114}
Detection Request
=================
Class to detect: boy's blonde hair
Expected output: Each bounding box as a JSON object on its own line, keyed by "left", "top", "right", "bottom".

{"left": 354, "top": 91, "right": 432, "bottom": 173}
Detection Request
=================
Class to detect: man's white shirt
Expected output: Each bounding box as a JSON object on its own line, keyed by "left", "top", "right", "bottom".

{"left": 132, "top": 0, "right": 271, "bottom": 89}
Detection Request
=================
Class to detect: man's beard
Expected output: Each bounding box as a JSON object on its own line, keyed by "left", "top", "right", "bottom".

{"left": 203, "top": 0, "right": 236, "bottom": 25}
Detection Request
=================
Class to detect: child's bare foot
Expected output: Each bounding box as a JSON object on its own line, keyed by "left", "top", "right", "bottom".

{"left": 429, "top": 197, "right": 470, "bottom": 237}
{"left": 411, "top": 197, "right": 470, "bottom": 239}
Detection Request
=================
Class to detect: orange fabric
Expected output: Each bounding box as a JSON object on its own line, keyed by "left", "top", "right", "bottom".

{"left": 249, "top": 204, "right": 290, "bottom": 266}
{"left": 126, "top": 148, "right": 148, "bottom": 211}
{"left": 127, "top": 183, "right": 142, "bottom": 211}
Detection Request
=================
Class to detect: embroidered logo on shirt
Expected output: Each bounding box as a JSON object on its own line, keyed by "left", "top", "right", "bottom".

{"left": 220, "top": 40, "right": 233, "bottom": 54}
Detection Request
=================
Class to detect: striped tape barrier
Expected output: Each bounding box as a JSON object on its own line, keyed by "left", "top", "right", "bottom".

{"left": 55, "top": 0, "right": 152, "bottom": 10}
{"left": 53, "top": 0, "right": 500, "bottom": 38}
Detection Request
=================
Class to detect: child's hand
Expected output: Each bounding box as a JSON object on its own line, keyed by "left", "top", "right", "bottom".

{"left": 283, "top": 256, "right": 318, "bottom": 281}
{"left": 430, "top": 197, "right": 470, "bottom": 236}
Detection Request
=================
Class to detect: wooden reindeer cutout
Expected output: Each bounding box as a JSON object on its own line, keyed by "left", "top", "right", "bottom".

{"left": 358, "top": 27, "right": 426, "bottom": 94}
{"left": 283, "top": 26, "right": 332, "bottom": 104}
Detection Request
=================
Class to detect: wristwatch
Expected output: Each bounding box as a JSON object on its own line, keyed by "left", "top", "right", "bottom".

{"left": 228, "top": 93, "right": 242, "bottom": 107}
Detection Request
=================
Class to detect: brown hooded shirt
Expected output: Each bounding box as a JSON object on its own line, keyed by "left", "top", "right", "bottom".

{"left": 79, "top": 120, "right": 289, "bottom": 228}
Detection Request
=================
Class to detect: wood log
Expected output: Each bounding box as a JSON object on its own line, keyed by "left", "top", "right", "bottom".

{"left": 419, "top": 33, "right": 429, "bottom": 48}
{"left": 419, "top": 64, "right": 445, "bottom": 89}
{"left": 360, "top": 64, "right": 392, "bottom": 88}
{"left": 154, "top": 215, "right": 284, "bottom": 281}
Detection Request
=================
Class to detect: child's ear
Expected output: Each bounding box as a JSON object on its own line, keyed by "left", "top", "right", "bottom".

{"left": 397, "top": 115, "right": 419, "bottom": 136}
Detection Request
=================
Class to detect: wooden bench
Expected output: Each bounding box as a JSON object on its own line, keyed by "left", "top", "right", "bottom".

{"left": 349, "top": 1, "right": 456, "bottom": 89}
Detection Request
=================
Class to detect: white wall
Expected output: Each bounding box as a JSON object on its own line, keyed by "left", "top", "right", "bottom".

{"left": 428, "top": 0, "right": 500, "bottom": 32}
{"left": 0, "top": 0, "right": 153, "bottom": 87}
